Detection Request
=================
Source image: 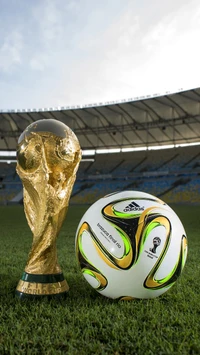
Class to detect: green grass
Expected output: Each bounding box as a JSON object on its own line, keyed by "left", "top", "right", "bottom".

{"left": 0, "top": 204, "right": 199, "bottom": 355}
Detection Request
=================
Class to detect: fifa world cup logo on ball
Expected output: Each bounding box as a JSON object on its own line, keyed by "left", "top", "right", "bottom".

{"left": 15, "top": 119, "right": 82, "bottom": 299}
{"left": 149, "top": 237, "right": 161, "bottom": 254}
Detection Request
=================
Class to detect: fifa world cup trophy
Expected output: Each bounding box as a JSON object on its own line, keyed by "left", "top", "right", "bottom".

{"left": 15, "top": 119, "right": 82, "bottom": 299}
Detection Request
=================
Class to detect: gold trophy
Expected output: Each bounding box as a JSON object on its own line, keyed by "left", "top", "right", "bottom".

{"left": 15, "top": 119, "right": 82, "bottom": 299}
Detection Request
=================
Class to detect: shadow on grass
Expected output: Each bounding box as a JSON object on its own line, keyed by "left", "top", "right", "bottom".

{"left": 65, "top": 273, "right": 107, "bottom": 302}
{"left": 0, "top": 270, "right": 183, "bottom": 311}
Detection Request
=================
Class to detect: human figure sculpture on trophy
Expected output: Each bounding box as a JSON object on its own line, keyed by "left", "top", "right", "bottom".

{"left": 15, "top": 118, "right": 82, "bottom": 299}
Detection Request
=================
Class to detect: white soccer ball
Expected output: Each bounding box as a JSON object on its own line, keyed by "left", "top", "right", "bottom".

{"left": 75, "top": 191, "right": 188, "bottom": 300}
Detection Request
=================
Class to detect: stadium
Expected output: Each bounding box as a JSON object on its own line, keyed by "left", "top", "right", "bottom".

{"left": 1, "top": 87, "right": 200, "bottom": 205}
{"left": 0, "top": 88, "right": 200, "bottom": 354}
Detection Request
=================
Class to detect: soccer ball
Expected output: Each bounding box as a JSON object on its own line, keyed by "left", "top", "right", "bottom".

{"left": 75, "top": 191, "right": 188, "bottom": 300}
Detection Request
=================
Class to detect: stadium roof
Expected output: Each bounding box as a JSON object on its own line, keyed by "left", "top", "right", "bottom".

{"left": 0, "top": 88, "right": 200, "bottom": 152}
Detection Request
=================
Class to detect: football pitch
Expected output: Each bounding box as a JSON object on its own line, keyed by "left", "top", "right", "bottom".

{"left": 0, "top": 204, "right": 199, "bottom": 355}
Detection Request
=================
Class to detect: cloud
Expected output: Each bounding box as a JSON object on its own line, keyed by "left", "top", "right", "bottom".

{"left": 29, "top": 54, "right": 50, "bottom": 72}
{"left": 0, "top": 30, "right": 23, "bottom": 73}
{"left": 32, "top": 0, "right": 63, "bottom": 44}
{"left": 0, "top": 0, "right": 200, "bottom": 110}
{"left": 67, "top": 0, "right": 200, "bottom": 103}
{"left": 138, "top": 0, "right": 200, "bottom": 92}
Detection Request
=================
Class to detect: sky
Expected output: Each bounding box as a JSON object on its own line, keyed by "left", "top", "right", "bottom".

{"left": 0, "top": 0, "right": 200, "bottom": 110}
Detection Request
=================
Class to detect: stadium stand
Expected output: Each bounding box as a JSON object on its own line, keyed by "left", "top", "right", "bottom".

{"left": 1, "top": 145, "right": 199, "bottom": 205}
{"left": 0, "top": 88, "right": 199, "bottom": 205}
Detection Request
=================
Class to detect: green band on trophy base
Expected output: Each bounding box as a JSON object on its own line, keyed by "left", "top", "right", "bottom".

{"left": 15, "top": 272, "right": 69, "bottom": 300}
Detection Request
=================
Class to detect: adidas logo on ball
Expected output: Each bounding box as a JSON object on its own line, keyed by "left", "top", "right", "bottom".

{"left": 123, "top": 201, "right": 144, "bottom": 212}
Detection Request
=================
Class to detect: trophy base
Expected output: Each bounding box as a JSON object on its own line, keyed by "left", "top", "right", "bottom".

{"left": 15, "top": 272, "right": 69, "bottom": 300}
